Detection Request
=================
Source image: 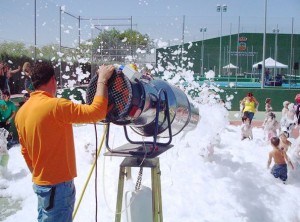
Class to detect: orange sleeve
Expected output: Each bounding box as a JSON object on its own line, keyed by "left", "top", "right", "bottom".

{"left": 55, "top": 96, "right": 108, "bottom": 124}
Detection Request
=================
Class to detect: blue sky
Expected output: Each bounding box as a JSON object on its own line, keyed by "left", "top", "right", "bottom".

{"left": 0, "top": 0, "right": 300, "bottom": 47}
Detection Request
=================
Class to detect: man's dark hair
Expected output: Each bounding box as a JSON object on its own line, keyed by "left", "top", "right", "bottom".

{"left": 271, "top": 136, "right": 280, "bottom": 147}
{"left": 31, "top": 62, "right": 55, "bottom": 89}
{"left": 2, "top": 89, "right": 10, "bottom": 97}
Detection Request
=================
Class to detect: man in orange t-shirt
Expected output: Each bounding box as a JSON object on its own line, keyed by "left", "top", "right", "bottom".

{"left": 15, "top": 62, "right": 114, "bottom": 222}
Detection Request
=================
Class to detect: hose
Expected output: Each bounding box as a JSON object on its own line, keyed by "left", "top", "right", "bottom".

{"left": 72, "top": 124, "right": 107, "bottom": 221}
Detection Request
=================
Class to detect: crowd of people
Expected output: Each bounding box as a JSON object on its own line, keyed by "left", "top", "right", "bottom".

{"left": 0, "top": 60, "right": 33, "bottom": 146}
{"left": 240, "top": 91, "right": 300, "bottom": 185}
{"left": 0, "top": 60, "right": 33, "bottom": 182}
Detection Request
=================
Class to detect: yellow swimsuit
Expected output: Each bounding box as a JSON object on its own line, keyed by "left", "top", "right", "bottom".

{"left": 243, "top": 100, "right": 256, "bottom": 113}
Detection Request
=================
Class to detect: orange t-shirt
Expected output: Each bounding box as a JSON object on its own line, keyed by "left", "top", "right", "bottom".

{"left": 15, "top": 90, "right": 108, "bottom": 185}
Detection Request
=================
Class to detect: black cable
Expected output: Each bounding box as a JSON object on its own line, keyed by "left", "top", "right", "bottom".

{"left": 94, "top": 123, "right": 98, "bottom": 222}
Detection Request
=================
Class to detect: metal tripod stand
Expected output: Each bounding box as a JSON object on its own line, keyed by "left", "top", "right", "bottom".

{"left": 115, "top": 157, "right": 163, "bottom": 222}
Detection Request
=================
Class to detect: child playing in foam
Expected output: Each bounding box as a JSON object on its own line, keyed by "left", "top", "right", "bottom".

{"left": 262, "top": 112, "right": 280, "bottom": 141}
{"left": 241, "top": 116, "right": 253, "bottom": 140}
{"left": 0, "top": 128, "right": 9, "bottom": 177}
{"left": 267, "top": 136, "right": 294, "bottom": 184}
{"left": 280, "top": 103, "right": 297, "bottom": 137}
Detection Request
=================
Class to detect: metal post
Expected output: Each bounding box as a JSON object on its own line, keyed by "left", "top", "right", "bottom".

{"left": 261, "top": 0, "right": 267, "bottom": 88}
{"left": 236, "top": 16, "right": 240, "bottom": 87}
{"left": 115, "top": 166, "right": 126, "bottom": 222}
{"left": 181, "top": 15, "right": 185, "bottom": 68}
{"left": 289, "top": 17, "right": 294, "bottom": 89}
{"left": 200, "top": 28, "right": 207, "bottom": 77}
{"left": 78, "top": 16, "right": 81, "bottom": 48}
{"left": 34, "top": 0, "right": 37, "bottom": 62}
{"left": 229, "top": 23, "right": 232, "bottom": 76}
{"left": 273, "top": 25, "right": 279, "bottom": 86}
{"left": 217, "top": 4, "right": 227, "bottom": 76}
{"left": 130, "top": 16, "right": 133, "bottom": 57}
{"left": 151, "top": 162, "right": 163, "bottom": 222}
{"left": 59, "top": 6, "right": 62, "bottom": 88}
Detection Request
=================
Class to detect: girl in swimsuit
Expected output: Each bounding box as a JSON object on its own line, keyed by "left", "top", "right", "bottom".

{"left": 240, "top": 92, "right": 259, "bottom": 124}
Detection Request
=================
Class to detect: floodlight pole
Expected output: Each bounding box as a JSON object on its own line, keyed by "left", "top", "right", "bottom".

{"left": 181, "top": 15, "right": 185, "bottom": 68}
{"left": 59, "top": 6, "right": 62, "bottom": 89}
{"left": 78, "top": 16, "right": 81, "bottom": 47}
{"left": 236, "top": 16, "right": 240, "bottom": 78}
{"left": 289, "top": 17, "right": 294, "bottom": 89}
{"left": 200, "top": 27, "right": 207, "bottom": 77}
{"left": 34, "top": 0, "right": 37, "bottom": 62}
{"left": 217, "top": 4, "right": 227, "bottom": 76}
{"left": 261, "top": 0, "right": 267, "bottom": 88}
{"left": 273, "top": 25, "right": 279, "bottom": 86}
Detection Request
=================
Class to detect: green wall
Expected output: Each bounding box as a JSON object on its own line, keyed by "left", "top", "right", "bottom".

{"left": 10, "top": 87, "right": 299, "bottom": 142}
{"left": 222, "top": 88, "right": 299, "bottom": 111}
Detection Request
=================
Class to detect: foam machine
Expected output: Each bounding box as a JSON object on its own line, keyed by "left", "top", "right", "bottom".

{"left": 86, "top": 65, "right": 199, "bottom": 222}
{"left": 86, "top": 65, "right": 199, "bottom": 158}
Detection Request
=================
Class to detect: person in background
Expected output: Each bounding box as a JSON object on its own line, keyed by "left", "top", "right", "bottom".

{"left": 280, "top": 103, "right": 297, "bottom": 137}
{"left": 18, "top": 93, "right": 30, "bottom": 107}
{"left": 0, "top": 61, "right": 21, "bottom": 93}
{"left": 294, "top": 94, "right": 300, "bottom": 126}
{"left": 0, "top": 128, "right": 10, "bottom": 177}
{"left": 15, "top": 62, "right": 115, "bottom": 222}
{"left": 281, "top": 101, "right": 290, "bottom": 117}
{"left": 241, "top": 116, "right": 253, "bottom": 140}
{"left": 0, "top": 90, "right": 17, "bottom": 148}
{"left": 262, "top": 112, "right": 280, "bottom": 141}
{"left": 240, "top": 92, "right": 259, "bottom": 124}
{"left": 265, "top": 98, "right": 272, "bottom": 114}
{"left": 22, "top": 62, "right": 34, "bottom": 92}
{"left": 279, "top": 131, "right": 291, "bottom": 152}
{"left": 267, "top": 136, "right": 294, "bottom": 184}
{"left": 0, "top": 90, "right": 17, "bottom": 132}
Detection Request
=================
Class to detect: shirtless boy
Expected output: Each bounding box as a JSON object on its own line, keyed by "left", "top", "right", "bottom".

{"left": 267, "top": 137, "right": 294, "bottom": 184}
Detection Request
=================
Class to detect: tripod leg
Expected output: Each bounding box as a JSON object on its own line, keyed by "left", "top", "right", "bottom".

{"left": 151, "top": 161, "right": 163, "bottom": 222}
{"left": 157, "top": 164, "right": 163, "bottom": 222}
{"left": 115, "top": 166, "right": 126, "bottom": 222}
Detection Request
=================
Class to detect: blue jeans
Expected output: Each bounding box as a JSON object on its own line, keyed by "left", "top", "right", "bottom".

{"left": 271, "top": 164, "right": 287, "bottom": 182}
{"left": 243, "top": 111, "right": 255, "bottom": 123}
{"left": 33, "top": 180, "right": 76, "bottom": 222}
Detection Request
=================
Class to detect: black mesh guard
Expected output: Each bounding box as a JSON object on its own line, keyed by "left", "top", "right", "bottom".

{"left": 85, "top": 70, "right": 133, "bottom": 122}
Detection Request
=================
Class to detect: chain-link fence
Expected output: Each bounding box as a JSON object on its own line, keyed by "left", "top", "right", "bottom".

{"left": 1, "top": 0, "right": 300, "bottom": 92}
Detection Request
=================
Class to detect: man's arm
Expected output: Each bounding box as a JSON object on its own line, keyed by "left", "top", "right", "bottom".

{"left": 253, "top": 97, "right": 259, "bottom": 106}
{"left": 21, "top": 145, "right": 33, "bottom": 173}
{"left": 94, "top": 64, "right": 115, "bottom": 98}
{"left": 10, "top": 66, "right": 21, "bottom": 74}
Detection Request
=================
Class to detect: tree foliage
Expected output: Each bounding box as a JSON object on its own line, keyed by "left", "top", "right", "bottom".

{"left": 89, "top": 28, "right": 153, "bottom": 63}
{"left": 0, "top": 42, "right": 32, "bottom": 60}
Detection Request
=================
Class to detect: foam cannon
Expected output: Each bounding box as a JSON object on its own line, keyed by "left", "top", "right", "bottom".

{"left": 86, "top": 65, "right": 199, "bottom": 158}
